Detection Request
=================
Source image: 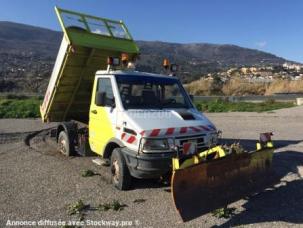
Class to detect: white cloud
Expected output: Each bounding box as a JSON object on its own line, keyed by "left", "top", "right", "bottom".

{"left": 255, "top": 41, "right": 267, "bottom": 48}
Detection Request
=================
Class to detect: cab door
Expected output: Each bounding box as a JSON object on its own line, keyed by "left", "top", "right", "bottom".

{"left": 89, "top": 77, "right": 116, "bottom": 155}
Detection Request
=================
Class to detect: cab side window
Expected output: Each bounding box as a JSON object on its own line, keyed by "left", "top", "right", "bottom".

{"left": 96, "top": 78, "right": 115, "bottom": 106}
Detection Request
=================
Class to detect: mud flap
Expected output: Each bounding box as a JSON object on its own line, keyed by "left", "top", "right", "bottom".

{"left": 171, "top": 147, "right": 275, "bottom": 222}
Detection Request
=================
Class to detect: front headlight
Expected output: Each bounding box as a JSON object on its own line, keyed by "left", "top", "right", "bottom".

{"left": 140, "top": 138, "right": 170, "bottom": 152}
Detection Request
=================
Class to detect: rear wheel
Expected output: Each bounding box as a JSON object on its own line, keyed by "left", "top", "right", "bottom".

{"left": 58, "top": 131, "right": 74, "bottom": 156}
{"left": 110, "top": 148, "right": 132, "bottom": 190}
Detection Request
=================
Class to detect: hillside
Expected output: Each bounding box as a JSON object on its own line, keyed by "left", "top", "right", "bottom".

{"left": 136, "top": 41, "right": 286, "bottom": 82}
{"left": 0, "top": 21, "right": 287, "bottom": 93}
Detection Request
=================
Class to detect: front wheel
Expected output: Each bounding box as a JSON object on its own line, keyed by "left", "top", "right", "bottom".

{"left": 110, "top": 148, "right": 132, "bottom": 190}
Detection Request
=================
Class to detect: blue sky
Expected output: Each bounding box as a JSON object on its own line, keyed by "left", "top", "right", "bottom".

{"left": 0, "top": 0, "right": 302, "bottom": 62}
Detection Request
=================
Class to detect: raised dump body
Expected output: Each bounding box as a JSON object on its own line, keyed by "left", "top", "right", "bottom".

{"left": 40, "top": 7, "right": 139, "bottom": 123}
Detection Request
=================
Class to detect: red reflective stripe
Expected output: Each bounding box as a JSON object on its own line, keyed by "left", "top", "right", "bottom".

{"left": 190, "top": 126, "right": 201, "bottom": 132}
{"left": 121, "top": 132, "right": 126, "bottom": 139}
{"left": 150, "top": 129, "right": 161, "bottom": 137}
{"left": 180, "top": 127, "right": 187, "bottom": 134}
{"left": 165, "top": 128, "right": 175, "bottom": 135}
{"left": 127, "top": 136, "right": 136, "bottom": 144}
{"left": 183, "top": 143, "right": 191, "bottom": 155}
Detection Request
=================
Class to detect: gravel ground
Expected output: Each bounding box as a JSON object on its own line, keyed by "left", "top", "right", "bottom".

{"left": 0, "top": 107, "right": 303, "bottom": 227}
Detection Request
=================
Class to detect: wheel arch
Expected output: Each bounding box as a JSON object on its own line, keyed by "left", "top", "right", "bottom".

{"left": 103, "top": 138, "right": 124, "bottom": 159}
{"left": 56, "top": 121, "right": 78, "bottom": 143}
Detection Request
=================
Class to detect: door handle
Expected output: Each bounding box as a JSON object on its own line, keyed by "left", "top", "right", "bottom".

{"left": 91, "top": 110, "right": 97, "bottom": 114}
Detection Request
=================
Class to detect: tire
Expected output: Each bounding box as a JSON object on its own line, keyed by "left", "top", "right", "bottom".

{"left": 58, "top": 131, "right": 74, "bottom": 156}
{"left": 110, "top": 148, "right": 132, "bottom": 190}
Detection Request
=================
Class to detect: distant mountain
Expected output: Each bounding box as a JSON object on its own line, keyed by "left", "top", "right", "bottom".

{"left": 136, "top": 41, "right": 286, "bottom": 82}
{"left": 0, "top": 21, "right": 288, "bottom": 92}
{"left": 0, "top": 21, "right": 61, "bottom": 57}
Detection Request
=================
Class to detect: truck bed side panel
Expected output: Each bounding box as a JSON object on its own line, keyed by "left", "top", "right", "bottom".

{"left": 40, "top": 8, "right": 139, "bottom": 123}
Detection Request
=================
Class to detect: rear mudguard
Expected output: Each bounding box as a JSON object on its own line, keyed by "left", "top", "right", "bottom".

{"left": 171, "top": 142, "right": 275, "bottom": 222}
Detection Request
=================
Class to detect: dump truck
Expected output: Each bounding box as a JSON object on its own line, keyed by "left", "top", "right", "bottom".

{"left": 41, "top": 7, "right": 275, "bottom": 221}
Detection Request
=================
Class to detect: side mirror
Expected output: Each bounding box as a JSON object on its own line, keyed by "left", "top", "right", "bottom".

{"left": 189, "top": 94, "right": 194, "bottom": 102}
{"left": 95, "top": 92, "right": 106, "bottom": 106}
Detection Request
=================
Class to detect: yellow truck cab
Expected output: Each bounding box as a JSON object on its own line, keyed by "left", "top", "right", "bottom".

{"left": 41, "top": 7, "right": 218, "bottom": 190}
{"left": 89, "top": 70, "right": 218, "bottom": 187}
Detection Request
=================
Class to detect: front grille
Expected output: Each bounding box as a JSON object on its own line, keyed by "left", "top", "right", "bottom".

{"left": 176, "top": 134, "right": 207, "bottom": 153}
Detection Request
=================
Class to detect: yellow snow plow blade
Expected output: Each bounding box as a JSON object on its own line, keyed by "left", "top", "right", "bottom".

{"left": 171, "top": 136, "right": 275, "bottom": 222}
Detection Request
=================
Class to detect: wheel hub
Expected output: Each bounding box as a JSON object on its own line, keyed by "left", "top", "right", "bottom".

{"left": 112, "top": 160, "right": 120, "bottom": 183}
{"left": 59, "top": 138, "right": 67, "bottom": 154}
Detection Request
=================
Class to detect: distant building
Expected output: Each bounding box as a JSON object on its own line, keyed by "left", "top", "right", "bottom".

{"left": 249, "top": 67, "right": 257, "bottom": 73}
{"left": 241, "top": 67, "right": 249, "bottom": 74}
{"left": 227, "top": 68, "right": 237, "bottom": 76}
{"left": 283, "top": 62, "right": 302, "bottom": 71}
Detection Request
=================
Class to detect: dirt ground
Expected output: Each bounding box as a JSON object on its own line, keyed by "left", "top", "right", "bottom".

{"left": 0, "top": 106, "right": 303, "bottom": 227}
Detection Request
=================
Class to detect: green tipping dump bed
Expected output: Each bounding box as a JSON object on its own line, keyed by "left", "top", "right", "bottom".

{"left": 40, "top": 7, "right": 139, "bottom": 122}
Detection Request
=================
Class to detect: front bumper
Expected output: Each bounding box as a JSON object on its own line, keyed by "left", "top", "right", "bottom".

{"left": 121, "top": 147, "right": 176, "bottom": 179}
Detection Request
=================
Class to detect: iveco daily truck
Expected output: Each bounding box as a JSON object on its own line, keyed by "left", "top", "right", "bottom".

{"left": 41, "top": 7, "right": 219, "bottom": 189}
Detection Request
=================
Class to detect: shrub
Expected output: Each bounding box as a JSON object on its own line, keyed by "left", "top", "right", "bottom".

{"left": 265, "top": 79, "right": 303, "bottom": 95}
{"left": 0, "top": 98, "right": 41, "bottom": 118}
{"left": 184, "top": 78, "right": 212, "bottom": 95}
{"left": 195, "top": 100, "right": 294, "bottom": 113}
{"left": 185, "top": 78, "right": 303, "bottom": 96}
{"left": 222, "top": 79, "right": 267, "bottom": 96}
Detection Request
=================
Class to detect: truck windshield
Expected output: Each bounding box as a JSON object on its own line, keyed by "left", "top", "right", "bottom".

{"left": 115, "top": 75, "right": 193, "bottom": 109}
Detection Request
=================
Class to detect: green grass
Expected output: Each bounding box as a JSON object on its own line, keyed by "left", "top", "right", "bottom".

{"left": 67, "top": 200, "right": 87, "bottom": 216}
{"left": 195, "top": 99, "right": 295, "bottom": 113}
{"left": 81, "top": 169, "right": 98, "bottom": 177}
{"left": 67, "top": 199, "right": 89, "bottom": 221}
{"left": 97, "top": 200, "right": 127, "bottom": 212}
{"left": 0, "top": 97, "right": 41, "bottom": 118}
{"left": 0, "top": 96, "right": 296, "bottom": 118}
{"left": 212, "top": 206, "right": 236, "bottom": 219}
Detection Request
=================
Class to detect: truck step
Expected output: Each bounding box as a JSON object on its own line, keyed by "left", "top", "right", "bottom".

{"left": 92, "top": 158, "right": 110, "bottom": 167}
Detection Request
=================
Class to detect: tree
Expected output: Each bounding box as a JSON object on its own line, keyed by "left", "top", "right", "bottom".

{"left": 209, "top": 74, "right": 224, "bottom": 95}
